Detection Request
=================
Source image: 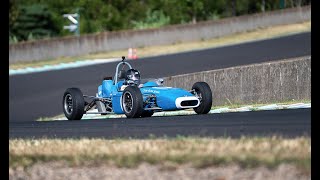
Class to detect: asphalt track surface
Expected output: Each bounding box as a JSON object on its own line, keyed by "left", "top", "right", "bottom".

{"left": 9, "top": 108, "right": 310, "bottom": 139}
{"left": 9, "top": 32, "right": 310, "bottom": 122}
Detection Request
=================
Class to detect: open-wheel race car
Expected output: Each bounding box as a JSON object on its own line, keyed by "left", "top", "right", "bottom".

{"left": 63, "top": 56, "right": 212, "bottom": 120}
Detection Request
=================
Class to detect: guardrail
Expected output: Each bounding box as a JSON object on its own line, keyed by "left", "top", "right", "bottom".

{"left": 164, "top": 56, "right": 311, "bottom": 106}
{"left": 9, "top": 6, "right": 310, "bottom": 64}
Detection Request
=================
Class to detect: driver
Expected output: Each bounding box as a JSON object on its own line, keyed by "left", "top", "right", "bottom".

{"left": 120, "top": 69, "right": 143, "bottom": 90}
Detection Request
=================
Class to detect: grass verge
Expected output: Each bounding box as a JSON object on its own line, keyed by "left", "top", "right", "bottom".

{"left": 9, "top": 136, "right": 310, "bottom": 172}
{"left": 10, "top": 21, "right": 310, "bottom": 70}
{"left": 211, "top": 99, "right": 311, "bottom": 110}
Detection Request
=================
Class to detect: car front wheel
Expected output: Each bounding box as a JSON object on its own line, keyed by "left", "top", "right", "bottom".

{"left": 192, "top": 82, "right": 212, "bottom": 114}
{"left": 63, "top": 88, "right": 85, "bottom": 120}
{"left": 122, "top": 86, "right": 144, "bottom": 118}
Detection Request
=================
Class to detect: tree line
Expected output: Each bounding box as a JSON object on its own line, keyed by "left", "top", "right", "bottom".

{"left": 9, "top": 0, "right": 311, "bottom": 43}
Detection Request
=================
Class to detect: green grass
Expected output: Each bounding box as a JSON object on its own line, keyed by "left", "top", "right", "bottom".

{"left": 9, "top": 136, "right": 310, "bottom": 172}
{"left": 211, "top": 99, "right": 311, "bottom": 110}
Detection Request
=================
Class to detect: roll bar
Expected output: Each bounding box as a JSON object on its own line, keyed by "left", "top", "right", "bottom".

{"left": 113, "top": 56, "right": 132, "bottom": 85}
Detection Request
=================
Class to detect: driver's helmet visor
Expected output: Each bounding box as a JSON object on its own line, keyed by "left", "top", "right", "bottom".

{"left": 129, "top": 72, "right": 140, "bottom": 81}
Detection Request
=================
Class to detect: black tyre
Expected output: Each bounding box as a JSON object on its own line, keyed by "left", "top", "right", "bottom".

{"left": 141, "top": 110, "right": 154, "bottom": 117}
{"left": 63, "top": 88, "right": 85, "bottom": 120}
{"left": 122, "top": 86, "right": 143, "bottom": 118}
{"left": 192, "top": 82, "right": 212, "bottom": 114}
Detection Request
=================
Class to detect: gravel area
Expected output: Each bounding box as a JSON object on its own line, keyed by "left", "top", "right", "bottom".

{"left": 9, "top": 162, "right": 310, "bottom": 180}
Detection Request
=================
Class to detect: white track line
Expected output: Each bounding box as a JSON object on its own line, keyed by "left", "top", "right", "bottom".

{"left": 9, "top": 58, "right": 120, "bottom": 76}
{"left": 51, "top": 102, "right": 311, "bottom": 121}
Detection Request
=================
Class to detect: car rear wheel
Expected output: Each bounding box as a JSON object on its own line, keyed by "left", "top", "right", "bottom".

{"left": 192, "top": 82, "right": 212, "bottom": 114}
{"left": 122, "top": 86, "right": 143, "bottom": 118}
{"left": 63, "top": 88, "right": 84, "bottom": 120}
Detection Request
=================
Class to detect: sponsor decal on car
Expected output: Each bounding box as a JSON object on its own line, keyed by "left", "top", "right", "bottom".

{"left": 142, "top": 89, "right": 160, "bottom": 94}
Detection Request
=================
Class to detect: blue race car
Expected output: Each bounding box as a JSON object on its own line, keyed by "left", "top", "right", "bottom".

{"left": 63, "top": 56, "right": 212, "bottom": 120}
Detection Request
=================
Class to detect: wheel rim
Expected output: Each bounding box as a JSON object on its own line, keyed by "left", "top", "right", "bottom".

{"left": 193, "top": 89, "right": 202, "bottom": 104}
{"left": 123, "top": 92, "right": 133, "bottom": 113}
{"left": 64, "top": 94, "right": 73, "bottom": 114}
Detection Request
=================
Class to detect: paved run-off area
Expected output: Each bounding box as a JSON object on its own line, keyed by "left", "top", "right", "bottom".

{"left": 10, "top": 108, "right": 311, "bottom": 139}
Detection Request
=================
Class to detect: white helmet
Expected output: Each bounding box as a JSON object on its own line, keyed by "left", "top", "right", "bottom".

{"left": 126, "top": 69, "right": 141, "bottom": 85}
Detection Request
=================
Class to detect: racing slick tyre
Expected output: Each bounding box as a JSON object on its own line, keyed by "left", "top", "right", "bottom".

{"left": 192, "top": 82, "right": 212, "bottom": 114}
{"left": 122, "top": 86, "right": 144, "bottom": 118}
{"left": 141, "top": 110, "right": 154, "bottom": 117}
{"left": 63, "top": 88, "right": 85, "bottom": 120}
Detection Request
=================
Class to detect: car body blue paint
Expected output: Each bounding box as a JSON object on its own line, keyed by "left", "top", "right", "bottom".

{"left": 112, "top": 93, "right": 124, "bottom": 114}
{"left": 97, "top": 79, "right": 196, "bottom": 114}
{"left": 141, "top": 86, "right": 194, "bottom": 110}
